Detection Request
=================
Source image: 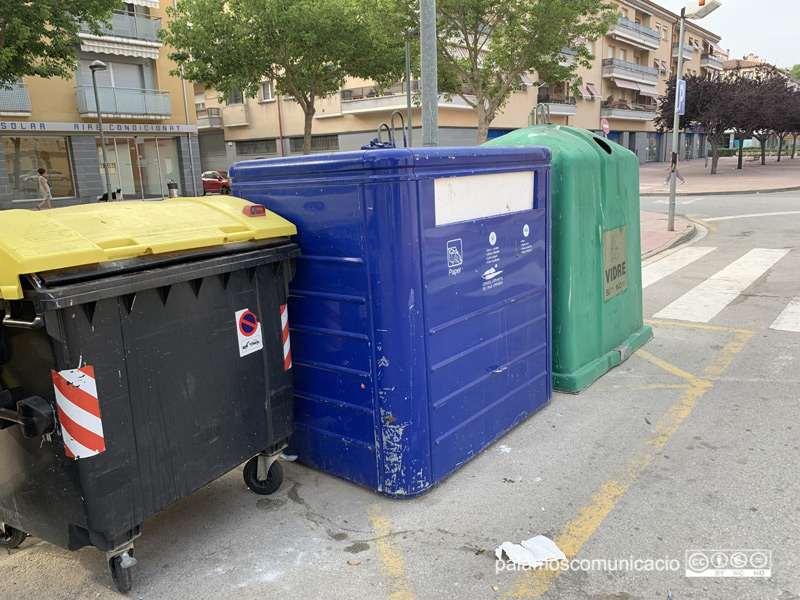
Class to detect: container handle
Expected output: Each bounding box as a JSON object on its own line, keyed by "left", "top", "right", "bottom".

{"left": 529, "top": 103, "right": 551, "bottom": 126}
{"left": 0, "top": 393, "right": 55, "bottom": 438}
{"left": 2, "top": 314, "right": 44, "bottom": 329}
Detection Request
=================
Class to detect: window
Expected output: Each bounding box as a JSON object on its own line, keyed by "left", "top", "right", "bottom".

{"left": 586, "top": 40, "right": 593, "bottom": 54}
{"left": 3, "top": 136, "right": 76, "bottom": 201}
{"left": 289, "top": 135, "right": 339, "bottom": 154}
{"left": 260, "top": 81, "right": 275, "bottom": 102}
{"left": 662, "top": 27, "right": 668, "bottom": 40}
{"left": 226, "top": 87, "right": 243, "bottom": 105}
{"left": 608, "top": 46, "right": 614, "bottom": 59}
{"left": 619, "top": 48, "right": 626, "bottom": 62}
{"left": 236, "top": 139, "right": 278, "bottom": 155}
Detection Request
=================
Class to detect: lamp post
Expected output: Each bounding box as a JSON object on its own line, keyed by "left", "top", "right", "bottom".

{"left": 90, "top": 60, "right": 114, "bottom": 201}
{"left": 668, "top": 0, "right": 722, "bottom": 231}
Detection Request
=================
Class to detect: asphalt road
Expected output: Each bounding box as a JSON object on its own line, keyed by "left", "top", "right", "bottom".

{"left": 1, "top": 192, "right": 798, "bottom": 600}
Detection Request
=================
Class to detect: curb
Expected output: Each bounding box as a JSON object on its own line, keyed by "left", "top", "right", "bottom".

{"left": 641, "top": 218, "right": 696, "bottom": 260}
{"left": 640, "top": 184, "right": 800, "bottom": 197}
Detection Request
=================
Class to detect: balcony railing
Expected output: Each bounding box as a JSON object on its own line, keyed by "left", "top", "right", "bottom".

{"left": 196, "top": 107, "right": 223, "bottom": 129}
{"left": 672, "top": 43, "right": 694, "bottom": 60}
{"left": 609, "top": 17, "right": 661, "bottom": 50}
{"left": 80, "top": 11, "right": 162, "bottom": 41}
{"left": 341, "top": 80, "right": 419, "bottom": 101}
{"left": 601, "top": 58, "right": 658, "bottom": 85}
{"left": 0, "top": 83, "right": 31, "bottom": 114}
{"left": 76, "top": 85, "right": 171, "bottom": 117}
{"left": 700, "top": 53, "right": 724, "bottom": 70}
{"left": 600, "top": 100, "right": 656, "bottom": 121}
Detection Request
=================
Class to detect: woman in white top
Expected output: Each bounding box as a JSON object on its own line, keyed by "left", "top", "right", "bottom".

{"left": 37, "top": 168, "right": 53, "bottom": 210}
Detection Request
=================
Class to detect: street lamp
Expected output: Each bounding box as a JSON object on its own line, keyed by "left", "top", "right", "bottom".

{"left": 668, "top": 0, "right": 722, "bottom": 231}
{"left": 90, "top": 60, "right": 114, "bottom": 201}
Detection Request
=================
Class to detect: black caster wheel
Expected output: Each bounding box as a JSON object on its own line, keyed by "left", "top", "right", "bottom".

{"left": 109, "top": 551, "right": 134, "bottom": 594}
{"left": 243, "top": 457, "right": 283, "bottom": 495}
{"left": 0, "top": 524, "right": 27, "bottom": 549}
{"left": 221, "top": 185, "right": 230, "bottom": 195}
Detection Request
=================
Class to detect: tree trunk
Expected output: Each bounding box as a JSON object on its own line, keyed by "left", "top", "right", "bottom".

{"left": 302, "top": 107, "right": 315, "bottom": 155}
{"left": 737, "top": 135, "right": 744, "bottom": 169}
{"left": 777, "top": 134, "right": 785, "bottom": 162}
{"left": 710, "top": 136, "right": 719, "bottom": 174}
{"left": 760, "top": 138, "right": 766, "bottom": 165}
{"left": 475, "top": 100, "right": 490, "bottom": 145}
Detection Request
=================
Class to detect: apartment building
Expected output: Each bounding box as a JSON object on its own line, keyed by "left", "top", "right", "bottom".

{"left": 0, "top": 1, "right": 201, "bottom": 210}
{"left": 195, "top": 0, "right": 725, "bottom": 171}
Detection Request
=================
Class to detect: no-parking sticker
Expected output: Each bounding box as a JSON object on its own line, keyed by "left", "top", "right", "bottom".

{"left": 235, "top": 308, "right": 263, "bottom": 357}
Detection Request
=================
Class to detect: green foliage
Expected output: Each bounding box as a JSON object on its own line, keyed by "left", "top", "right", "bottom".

{"left": 789, "top": 64, "right": 800, "bottom": 80}
{"left": 0, "top": 0, "right": 122, "bottom": 87}
{"left": 161, "top": 0, "right": 407, "bottom": 153}
{"left": 430, "top": 0, "right": 616, "bottom": 143}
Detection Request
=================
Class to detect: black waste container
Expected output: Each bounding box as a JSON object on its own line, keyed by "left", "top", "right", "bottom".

{"left": 0, "top": 197, "right": 299, "bottom": 592}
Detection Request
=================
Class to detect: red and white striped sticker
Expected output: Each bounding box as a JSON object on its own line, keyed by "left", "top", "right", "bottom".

{"left": 51, "top": 366, "right": 106, "bottom": 459}
{"left": 280, "top": 304, "right": 292, "bottom": 370}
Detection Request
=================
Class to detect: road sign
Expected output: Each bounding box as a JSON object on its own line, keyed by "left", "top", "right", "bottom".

{"left": 601, "top": 118, "right": 610, "bottom": 135}
{"left": 676, "top": 80, "right": 687, "bottom": 116}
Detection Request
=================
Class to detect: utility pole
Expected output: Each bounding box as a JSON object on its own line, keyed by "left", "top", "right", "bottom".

{"left": 420, "top": 0, "right": 438, "bottom": 146}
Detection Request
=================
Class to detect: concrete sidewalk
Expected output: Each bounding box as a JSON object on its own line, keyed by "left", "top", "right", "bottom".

{"left": 640, "top": 211, "right": 694, "bottom": 258}
{"left": 640, "top": 153, "right": 800, "bottom": 196}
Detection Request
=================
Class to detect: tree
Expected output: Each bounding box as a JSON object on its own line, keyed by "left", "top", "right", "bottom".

{"left": 162, "top": 0, "right": 406, "bottom": 154}
{"left": 656, "top": 74, "right": 735, "bottom": 175}
{"left": 789, "top": 64, "right": 800, "bottom": 80}
{"left": 749, "top": 67, "right": 787, "bottom": 166}
{"left": 430, "top": 0, "right": 616, "bottom": 144}
{"left": 0, "top": 0, "right": 122, "bottom": 88}
{"left": 726, "top": 69, "right": 761, "bottom": 170}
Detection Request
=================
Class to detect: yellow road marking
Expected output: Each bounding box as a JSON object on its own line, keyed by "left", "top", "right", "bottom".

{"left": 635, "top": 349, "right": 711, "bottom": 388}
{"left": 366, "top": 504, "right": 415, "bottom": 600}
{"left": 506, "top": 330, "right": 753, "bottom": 598}
{"left": 687, "top": 217, "right": 716, "bottom": 231}
{"left": 644, "top": 319, "right": 754, "bottom": 335}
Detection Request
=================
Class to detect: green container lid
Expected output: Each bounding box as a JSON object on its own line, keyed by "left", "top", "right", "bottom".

{"left": 486, "top": 125, "right": 653, "bottom": 392}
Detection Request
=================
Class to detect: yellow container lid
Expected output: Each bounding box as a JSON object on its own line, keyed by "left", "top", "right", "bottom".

{"left": 0, "top": 196, "right": 296, "bottom": 300}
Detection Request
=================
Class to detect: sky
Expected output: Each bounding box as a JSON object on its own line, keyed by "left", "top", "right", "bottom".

{"left": 653, "top": 0, "right": 800, "bottom": 69}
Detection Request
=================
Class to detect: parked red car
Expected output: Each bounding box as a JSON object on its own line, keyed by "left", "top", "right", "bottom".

{"left": 202, "top": 170, "right": 230, "bottom": 195}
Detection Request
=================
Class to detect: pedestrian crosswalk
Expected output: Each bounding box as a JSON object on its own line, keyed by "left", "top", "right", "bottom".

{"left": 644, "top": 246, "right": 797, "bottom": 331}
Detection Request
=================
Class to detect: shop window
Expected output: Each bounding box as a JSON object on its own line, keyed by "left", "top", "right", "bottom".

{"left": 289, "top": 135, "right": 339, "bottom": 154}
{"left": 236, "top": 139, "right": 278, "bottom": 155}
{"left": 3, "top": 136, "right": 76, "bottom": 201}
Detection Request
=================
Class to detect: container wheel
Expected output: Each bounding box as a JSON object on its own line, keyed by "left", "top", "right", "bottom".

{"left": 243, "top": 457, "right": 284, "bottom": 495}
{"left": 221, "top": 185, "right": 230, "bottom": 195}
{"left": 109, "top": 553, "right": 134, "bottom": 594}
{"left": 0, "top": 524, "right": 27, "bottom": 549}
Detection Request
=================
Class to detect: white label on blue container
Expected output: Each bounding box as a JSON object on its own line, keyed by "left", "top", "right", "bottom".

{"left": 434, "top": 172, "right": 535, "bottom": 226}
{"left": 447, "top": 238, "right": 463, "bottom": 276}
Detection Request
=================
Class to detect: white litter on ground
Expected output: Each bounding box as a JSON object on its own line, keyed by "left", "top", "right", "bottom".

{"left": 495, "top": 535, "right": 566, "bottom": 569}
{"left": 498, "top": 445, "right": 512, "bottom": 453}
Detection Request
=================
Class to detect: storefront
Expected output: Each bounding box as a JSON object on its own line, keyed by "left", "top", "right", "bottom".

{"left": 1, "top": 121, "right": 201, "bottom": 209}
{"left": 96, "top": 136, "right": 182, "bottom": 200}
{"left": 646, "top": 132, "right": 661, "bottom": 163}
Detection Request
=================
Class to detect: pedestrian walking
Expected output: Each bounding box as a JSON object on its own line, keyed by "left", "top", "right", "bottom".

{"left": 663, "top": 154, "right": 686, "bottom": 185}
{"left": 37, "top": 168, "right": 53, "bottom": 210}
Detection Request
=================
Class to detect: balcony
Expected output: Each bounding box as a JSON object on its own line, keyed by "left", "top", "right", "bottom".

{"left": 222, "top": 104, "right": 249, "bottom": 127}
{"left": 0, "top": 84, "right": 31, "bottom": 116}
{"left": 79, "top": 12, "right": 163, "bottom": 59}
{"left": 700, "top": 53, "right": 724, "bottom": 71}
{"left": 672, "top": 43, "right": 694, "bottom": 62}
{"left": 196, "top": 107, "right": 223, "bottom": 129}
{"left": 76, "top": 85, "right": 171, "bottom": 119}
{"left": 536, "top": 95, "right": 577, "bottom": 116}
{"left": 600, "top": 100, "right": 656, "bottom": 121}
{"left": 601, "top": 59, "right": 658, "bottom": 86}
{"left": 608, "top": 17, "right": 661, "bottom": 51}
{"left": 560, "top": 47, "right": 578, "bottom": 67}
